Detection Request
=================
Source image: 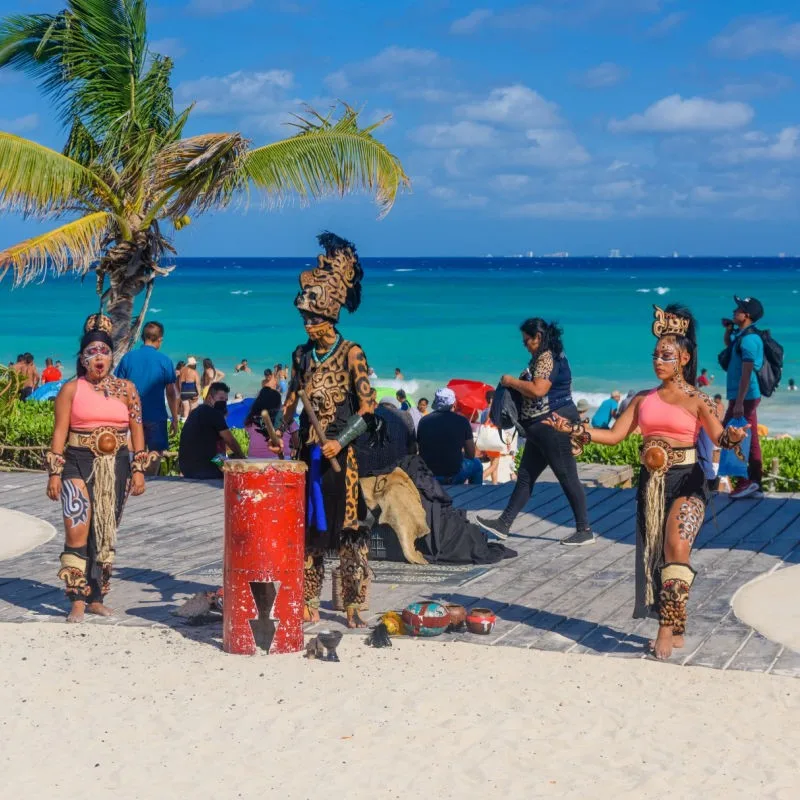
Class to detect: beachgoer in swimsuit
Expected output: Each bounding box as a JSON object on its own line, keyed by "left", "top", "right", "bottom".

{"left": 178, "top": 357, "right": 200, "bottom": 418}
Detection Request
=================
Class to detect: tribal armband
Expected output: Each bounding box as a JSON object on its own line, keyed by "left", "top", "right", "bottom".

{"left": 718, "top": 429, "right": 745, "bottom": 461}
{"left": 45, "top": 451, "right": 65, "bottom": 477}
{"left": 130, "top": 450, "right": 156, "bottom": 474}
{"left": 570, "top": 423, "right": 592, "bottom": 457}
{"left": 336, "top": 414, "right": 368, "bottom": 448}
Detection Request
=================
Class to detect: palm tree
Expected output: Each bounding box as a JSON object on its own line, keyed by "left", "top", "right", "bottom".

{"left": 0, "top": 0, "right": 408, "bottom": 353}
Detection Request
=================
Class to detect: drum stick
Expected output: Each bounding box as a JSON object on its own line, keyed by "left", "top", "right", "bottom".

{"left": 260, "top": 410, "right": 285, "bottom": 460}
{"left": 298, "top": 389, "right": 341, "bottom": 473}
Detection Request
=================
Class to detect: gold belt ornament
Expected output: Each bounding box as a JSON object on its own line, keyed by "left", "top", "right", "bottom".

{"left": 68, "top": 428, "right": 128, "bottom": 457}
{"left": 640, "top": 440, "right": 697, "bottom": 474}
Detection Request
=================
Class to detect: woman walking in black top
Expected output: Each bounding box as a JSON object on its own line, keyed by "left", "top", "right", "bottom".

{"left": 477, "top": 318, "right": 593, "bottom": 546}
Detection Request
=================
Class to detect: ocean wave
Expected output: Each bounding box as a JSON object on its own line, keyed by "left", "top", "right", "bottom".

{"left": 230, "top": 290, "right": 253, "bottom": 296}
{"left": 394, "top": 268, "right": 415, "bottom": 272}
{"left": 655, "top": 287, "right": 670, "bottom": 295}
{"left": 636, "top": 288, "right": 650, "bottom": 293}
{"left": 149, "top": 308, "right": 162, "bottom": 313}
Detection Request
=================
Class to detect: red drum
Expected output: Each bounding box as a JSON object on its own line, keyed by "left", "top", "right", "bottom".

{"left": 222, "top": 459, "right": 307, "bottom": 655}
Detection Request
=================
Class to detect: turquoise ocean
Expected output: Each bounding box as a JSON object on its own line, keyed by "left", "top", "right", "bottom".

{"left": 3, "top": 256, "right": 800, "bottom": 433}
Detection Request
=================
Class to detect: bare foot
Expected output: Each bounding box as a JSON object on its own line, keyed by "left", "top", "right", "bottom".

{"left": 650, "top": 626, "right": 674, "bottom": 660}
{"left": 346, "top": 609, "right": 367, "bottom": 629}
{"left": 648, "top": 633, "right": 685, "bottom": 651}
{"left": 86, "top": 602, "right": 114, "bottom": 617}
{"left": 303, "top": 605, "right": 320, "bottom": 625}
{"left": 66, "top": 601, "right": 85, "bottom": 624}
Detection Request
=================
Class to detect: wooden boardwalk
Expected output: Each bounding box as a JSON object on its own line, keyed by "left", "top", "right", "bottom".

{"left": 1, "top": 468, "right": 799, "bottom": 676}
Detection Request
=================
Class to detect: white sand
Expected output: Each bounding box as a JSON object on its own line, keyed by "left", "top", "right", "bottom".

{"left": 733, "top": 564, "right": 800, "bottom": 653}
{"left": 2, "top": 624, "right": 799, "bottom": 799}
{"left": 0, "top": 507, "right": 55, "bottom": 561}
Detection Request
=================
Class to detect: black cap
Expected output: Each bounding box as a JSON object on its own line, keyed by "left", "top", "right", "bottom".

{"left": 734, "top": 295, "right": 764, "bottom": 323}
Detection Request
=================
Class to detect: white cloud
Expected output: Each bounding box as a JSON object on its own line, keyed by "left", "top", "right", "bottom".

{"left": 0, "top": 114, "right": 39, "bottom": 133}
{"left": 410, "top": 121, "right": 497, "bottom": 148}
{"left": 429, "top": 186, "right": 489, "bottom": 208}
{"left": 646, "top": 11, "right": 687, "bottom": 37}
{"left": 509, "top": 201, "right": 613, "bottom": 219}
{"left": 150, "top": 38, "right": 186, "bottom": 59}
{"left": 490, "top": 174, "right": 531, "bottom": 192}
{"left": 450, "top": 9, "right": 493, "bottom": 34}
{"left": 712, "top": 16, "right": 800, "bottom": 59}
{"left": 457, "top": 85, "right": 562, "bottom": 128}
{"left": 187, "top": 0, "right": 253, "bottom": 13}
{"left": 175, "top": 70, "right": 294, "bottom": 114}
{"left": 718, "top": 73, "right": 794, "bottom": 99}
{"left": 324, "top": 46, "right": 440, "bottom": 92}
{"left": 515, "top": 129, "right": 590, "bottom": 167}
{"left": 576, "top": 62, "right": 628, "bottom": 88}
{"left": 609, "top": 94, "right": 754, "bottom": 133}
{"left": 720, "top": 127, "right": 800, "bottom": 163}
{"left": 593, "top": 179, "right": 645, "bottom": 199}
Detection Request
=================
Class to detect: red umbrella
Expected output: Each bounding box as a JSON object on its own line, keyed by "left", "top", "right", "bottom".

{"left": 447, "top": 379, "right": 495, "bottom": 421}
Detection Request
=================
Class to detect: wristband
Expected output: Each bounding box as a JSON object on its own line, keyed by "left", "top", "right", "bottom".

{"left": 336, "top": 414, "right": 368, "bottom": 448}
{"left": 45, "top": 451, "right": 65, "bottom": 477}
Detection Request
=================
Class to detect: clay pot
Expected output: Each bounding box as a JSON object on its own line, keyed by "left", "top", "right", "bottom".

{"left": 466, "top": 607, "right": 496, "bottom": 635}
{"left": 444, "top": 603, "right": 467, "bottom": 632}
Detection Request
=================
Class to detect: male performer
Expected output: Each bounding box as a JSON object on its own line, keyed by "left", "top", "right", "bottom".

{"left": 280, "top": 233, "right": 376, "bottom": 628}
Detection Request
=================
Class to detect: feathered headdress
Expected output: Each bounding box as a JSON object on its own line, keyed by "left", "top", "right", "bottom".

{"left": 294, "top": 232, "right": 363, "bottom": 323}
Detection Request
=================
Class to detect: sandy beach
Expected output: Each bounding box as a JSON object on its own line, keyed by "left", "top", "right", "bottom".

{"left": 2, "top": 623, "right": 799, "bottom": 799}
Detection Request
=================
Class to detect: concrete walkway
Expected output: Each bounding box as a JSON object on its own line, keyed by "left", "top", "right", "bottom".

{"left": 1, "top": 467, "right": 798, "bottom": 676}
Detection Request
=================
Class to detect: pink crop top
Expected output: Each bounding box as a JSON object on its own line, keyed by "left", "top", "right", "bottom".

{"left": 637, "top": 390, "right": 701, "bottom": 442}
{"left": 70, "top": 378, "right": 130, "bottom": 430}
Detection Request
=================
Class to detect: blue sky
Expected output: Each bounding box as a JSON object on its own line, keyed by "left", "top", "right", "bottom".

{"left": 1, "top": 0, "right": 800, "bottom": 256}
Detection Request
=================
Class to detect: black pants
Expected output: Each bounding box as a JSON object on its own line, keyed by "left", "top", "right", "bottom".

{"left": 499, "top": 406, "right": 590, "bottom": 530}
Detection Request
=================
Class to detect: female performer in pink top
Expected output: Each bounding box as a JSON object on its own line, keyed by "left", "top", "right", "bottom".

{"left": 546, "top": 305, "right": 748, "bottom": 659}
{"left": 45, "top": 315, "right": 150, "bottom": 623}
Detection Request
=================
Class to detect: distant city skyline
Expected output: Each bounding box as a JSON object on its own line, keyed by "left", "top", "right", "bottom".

{"left": 1, "top": 0, "right": 799, "bottom": 258}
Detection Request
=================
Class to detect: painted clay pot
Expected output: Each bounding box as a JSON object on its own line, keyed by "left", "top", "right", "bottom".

{"left": 401, "top": 601, "right": 450, "bottom": 637}
{"left": 444, "top": 603, "right": 467, "bottom": 632}
{"left": 466, "top": 607, "right": 496, "bottom": 635}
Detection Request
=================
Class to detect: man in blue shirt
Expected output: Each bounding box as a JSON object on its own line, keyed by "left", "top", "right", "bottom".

{"left": 116, "top": 321, "right": 180, "bottom": 465}
{"left": 722, "top": 295, "right": 765, "bottom": 499}
{"left": 591, "top": 390, "right": 621, "bottom": 429}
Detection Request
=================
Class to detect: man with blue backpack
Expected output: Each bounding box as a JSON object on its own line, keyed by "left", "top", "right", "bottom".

{"left": 719, "top": 295, "right": 784, "bottom": 500}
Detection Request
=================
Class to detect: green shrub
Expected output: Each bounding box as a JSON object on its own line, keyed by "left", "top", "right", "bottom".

{"left": 1, "top": 399, "right": 251, "bottom": 475}
{"left": 515, "top": 434, "right": 800, "bottom": 491}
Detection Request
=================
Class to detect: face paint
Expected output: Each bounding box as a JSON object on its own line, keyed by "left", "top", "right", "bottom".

{"left": 81, "top": 342, "right": 112, "bottom": 378}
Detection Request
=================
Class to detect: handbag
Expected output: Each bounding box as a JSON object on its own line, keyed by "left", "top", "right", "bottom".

{"left": 476, "top": 422, "right": 508, "bottom": 453}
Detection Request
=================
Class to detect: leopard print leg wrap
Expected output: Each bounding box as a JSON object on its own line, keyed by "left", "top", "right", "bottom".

{"left": 659, "top": 563, "right": 696, "bottom": 635}
{"left": 58, "top": 547, "right": 92, "bottom": 601}
{"left": 303, "top": 550, "right": 325, "bottom": 609}
{"left": 100, "top": 562, "right": 113, "bottom": 596}
{"left": 677, "top": 497, "right": 705, "bottom": 547}
{"left": 339, "top": 531, "right": 369, "bottom": 609}
{"left": 342, "top": 446, "right": 359, "bottom": 531}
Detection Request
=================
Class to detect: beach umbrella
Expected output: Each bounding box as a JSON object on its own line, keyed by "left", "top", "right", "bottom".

{"left": 30, "top": 380, "right": 64, "bottom": 401}
{"left": 447, "top": 379, "right": 494, "bottom": 421}
{"left": 225, "top": 397, "right": 255, "bottom": 429}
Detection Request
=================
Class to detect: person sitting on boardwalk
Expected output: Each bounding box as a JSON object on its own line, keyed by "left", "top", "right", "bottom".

{"left": 418, "top": 388, "right": 483, "bottom": 486}
{"left": 545, "top": 305, "right": 748, "bottom": 660}
{"left": 45, "top": 314, "right": 149, "bottom": 623}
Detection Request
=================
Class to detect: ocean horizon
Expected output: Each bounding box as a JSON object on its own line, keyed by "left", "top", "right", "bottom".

{"left": 3, "top": 256, "right": 800, "bottom": 433}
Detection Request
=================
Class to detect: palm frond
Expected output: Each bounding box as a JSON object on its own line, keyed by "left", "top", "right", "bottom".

{"left": 0, "top": 211, "right": 113, "bottom": 286}
{"left": 151, "top": 132, "right": 250, "bottom": 221}
{"left": 243, "top": 105, "right": 409, "bottom": 217}
{"left": 0, "top": 132, "right": 115, "bottom": 215}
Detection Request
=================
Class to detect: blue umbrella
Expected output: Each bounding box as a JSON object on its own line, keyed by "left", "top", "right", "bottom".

{"left": 225, "top": 397, "right": 255, "bottom": 429}
{"left": 30, "top": 380, "right": 65, "bottom": 401}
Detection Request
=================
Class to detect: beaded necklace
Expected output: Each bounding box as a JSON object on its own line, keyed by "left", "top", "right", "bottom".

{"left": 312, "top": 334, "right": 342, "bottom": 365}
